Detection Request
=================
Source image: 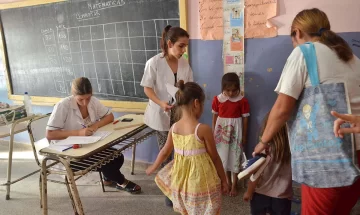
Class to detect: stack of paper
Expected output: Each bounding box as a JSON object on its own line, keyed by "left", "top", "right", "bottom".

{"left": 53, "top": 136, "right": 102, "bottom": 146}
{"left": 48, "top": 131, "right": 114, "bottom": 152}
{"left": 92, "top": 131, "right": 113, "bottom": 140}
{"left": 165, "top": 83, "right": 178, "bottom": 105}
{"left": 48, "top": 144, "right": 73, "bottom": 152}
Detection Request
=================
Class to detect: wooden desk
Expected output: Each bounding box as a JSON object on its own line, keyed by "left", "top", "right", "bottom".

{"left": 0, "top": 114, "right": 39, "bottom": 200}
{"left": 39, "top": 114, "right": 155, "bottom": 215}
{"left": 41, "top": 114, "right": 145, "bottom": 159}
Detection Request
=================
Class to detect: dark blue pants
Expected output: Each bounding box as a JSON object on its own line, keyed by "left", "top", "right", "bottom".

{"left": 250, "top": 192, "right": 291, "bottom": 215}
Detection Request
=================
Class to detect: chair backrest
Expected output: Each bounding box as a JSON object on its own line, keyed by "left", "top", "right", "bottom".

{"left": 27, "top": 113, "right": 50, "bottom": 166}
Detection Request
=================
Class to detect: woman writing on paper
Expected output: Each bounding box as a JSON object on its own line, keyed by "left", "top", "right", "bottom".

{"left": 140, "top": 25, "right": 193, "bottom": 206}
{"left": 46, "top": 77, "right": 141, "bottom": 194}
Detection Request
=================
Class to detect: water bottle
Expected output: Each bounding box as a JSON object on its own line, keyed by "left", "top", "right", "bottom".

{"left": 23, "top": 92, "right": 32, "bottom": 116}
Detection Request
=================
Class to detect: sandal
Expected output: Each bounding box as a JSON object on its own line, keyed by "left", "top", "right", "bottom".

{"left": 116, "top": 180, "right": 142, "bottom": 194}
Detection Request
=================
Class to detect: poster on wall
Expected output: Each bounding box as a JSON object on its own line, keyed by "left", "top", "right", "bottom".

{"left": 199, "top": 0, "right": 278, "bottom": 92}
{"left": 223, "top": 0, "right": 245, "bottom": 93}
{"left": 244, "top": 0, "right": 278, "bottom": 38}
{"left": 199, "top": 0, "right": 224, "bottom": 40}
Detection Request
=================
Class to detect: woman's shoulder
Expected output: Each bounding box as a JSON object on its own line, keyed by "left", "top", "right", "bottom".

{"left": 294, "top": 42, "right": 338, "bottom": 61}
{"left": 178, "top": 55, "right": 190, "bottom": 65}
{"left": 52, "top": 96, "right": 73, "bottom": 114}
{"left": 88, "top": 96, "right": 105, "bottom": 109}
{"left": 287, "top": 45, "right": 304, "bottom": 61}
{"left": 56, "top": 96, "right": 73, "bottom": 107}
{"left": 146, "top": 53, "right": 165, "bottom": 65}
{"left": 179, "top": 57, "right": 191, "bottom": 72}
{"left": 89, "top": 96, "right": 100, "bottom": 103}
{"left": 349, "top": 55, "right": 360, "bottom": 70}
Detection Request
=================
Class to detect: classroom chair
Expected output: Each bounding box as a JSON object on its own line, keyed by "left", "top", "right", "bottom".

{"left": 27, "top": 113, "right": 108, "bottom": 210}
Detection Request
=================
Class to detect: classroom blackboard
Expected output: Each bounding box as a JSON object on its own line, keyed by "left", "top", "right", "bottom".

{"left": 1, "top": 0, "right": 180, "bottom": 102}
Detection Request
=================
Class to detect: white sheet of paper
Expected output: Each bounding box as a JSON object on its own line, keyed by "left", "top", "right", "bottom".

{"left": 48, "top": 144, "right": 73, "bottom": 152}
{"left": 165, "top": 83, "right": 178, "bottom": 105}
{"left": 92, "top": 131, "right": 113, "bottom": 140}
{"left": 53, "top": 136, "right": 102, "bottom": 146}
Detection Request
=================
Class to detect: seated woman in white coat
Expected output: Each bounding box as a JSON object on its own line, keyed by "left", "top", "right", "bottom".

{"left": 46, "top": 77, "right": 141, "bottom": 194}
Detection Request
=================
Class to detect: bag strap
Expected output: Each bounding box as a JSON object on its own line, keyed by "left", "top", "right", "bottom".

{"left": 299, "top": 42, "right": 320, "bottom": 86}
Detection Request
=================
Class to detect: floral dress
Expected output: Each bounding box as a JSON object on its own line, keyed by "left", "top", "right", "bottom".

{"left": 212, "top": 93, "right": 250, "bottom": 173}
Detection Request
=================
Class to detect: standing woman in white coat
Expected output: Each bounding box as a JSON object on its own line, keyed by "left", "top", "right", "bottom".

{"left": 140, "top": 25, "right": 193, "bottom": 206}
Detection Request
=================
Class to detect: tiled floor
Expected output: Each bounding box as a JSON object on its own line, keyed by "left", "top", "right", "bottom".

{"left": 0, "top": 141, "right": 359, "bottom": 215}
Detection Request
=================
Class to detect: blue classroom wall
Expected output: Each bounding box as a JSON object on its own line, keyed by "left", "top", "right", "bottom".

{"left": 192, "top": 32, "right": 360, "bottom": 156}
{"left": 1, "top": 32, "right": 359, "bottom": 162}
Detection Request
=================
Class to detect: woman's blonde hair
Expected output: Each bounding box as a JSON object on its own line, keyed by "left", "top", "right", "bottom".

{"left": 71, "top": 77, "right": 92, "bottom": 95}
{"left": 260, "top": 113, "right": 291, "bottom": 164}
{"left": 291, "top": 8, "right": 353, "bottom": 63}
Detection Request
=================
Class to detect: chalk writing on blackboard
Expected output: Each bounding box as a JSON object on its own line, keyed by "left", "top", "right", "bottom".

{"left": 1, "top": 0, "right": 181, "bottom": 101}
{"left": 76, "top": 0, "right": 125, "bottom": 22}
{"left": 40, "top": 18, "right": 179, "bottom": 98}
{"left": 76, "top": 10, "right": 101, "bottom": 21}
{"left": 87, "top": 0, "right": 125, "bottom": 11}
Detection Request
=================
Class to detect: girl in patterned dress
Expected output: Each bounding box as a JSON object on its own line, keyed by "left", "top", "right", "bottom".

{"left": 212, "top": 72, "right": 250, "bottom": 197}
{"left": 146, "top": 80, "right": 229, "bottom": 215}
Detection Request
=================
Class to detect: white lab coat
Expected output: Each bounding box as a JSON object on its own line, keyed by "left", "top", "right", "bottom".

{"left": 140, "top": 53, "right": 193, "bottom": 131}
{"left": 47, "top": 96, "right": 111, "bottom": 132}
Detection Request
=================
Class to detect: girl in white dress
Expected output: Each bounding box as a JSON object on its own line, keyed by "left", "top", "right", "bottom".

{"left": 212, "top": 73, "right": 250, "bottom": 196}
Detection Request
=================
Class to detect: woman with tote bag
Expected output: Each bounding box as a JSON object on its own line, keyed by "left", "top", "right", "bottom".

{"left": 253, "top": 8, "right": 360, "bottom": 214}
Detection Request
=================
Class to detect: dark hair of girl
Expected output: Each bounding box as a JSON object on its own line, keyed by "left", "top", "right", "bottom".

{"left": 221, "top": 72, "right": 240, "bottom": 92}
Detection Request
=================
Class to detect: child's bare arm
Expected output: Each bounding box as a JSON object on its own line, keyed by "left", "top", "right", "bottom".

{"left": 242, "top": 117, "right": 249, "bottom": 145}
{"left": 243, "top": 177, "right": 259, "bottom": 202}
{"left": 199, "top": 125, "right": 228, "bottom": 190}
{"left": 212, "top": 114, "right": 218, "bottom": 132}
{"left": 146, "top": 130, "right": 174, "bottom": 175}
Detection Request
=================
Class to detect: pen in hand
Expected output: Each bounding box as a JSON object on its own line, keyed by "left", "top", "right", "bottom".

{"left": 78, "top": 121, "right": 87, "bottom": 128}
{"left": 78, "top": 122, "right": 94, "bottom": 136}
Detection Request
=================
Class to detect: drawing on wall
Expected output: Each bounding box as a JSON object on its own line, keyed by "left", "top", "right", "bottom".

{"left": 230, "top": 28, "right": 243, "bottom": 51}
{"left": 230, "top": 7, "right": 243, "bottom": 27}
{"left": 225, "top": 55, "right": 234, "bottom": 64}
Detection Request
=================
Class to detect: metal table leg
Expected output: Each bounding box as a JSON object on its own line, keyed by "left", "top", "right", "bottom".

{"left": 131, "top": 144, "right": 136, "bottom": 175}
